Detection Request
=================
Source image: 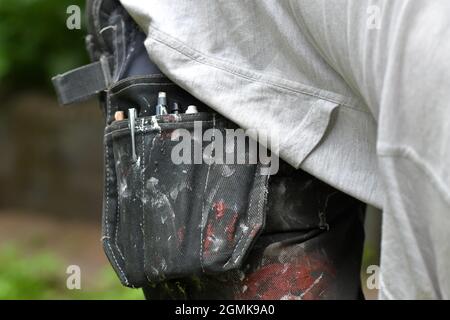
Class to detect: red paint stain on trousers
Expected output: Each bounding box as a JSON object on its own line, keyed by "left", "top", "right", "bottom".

{"left": 237, "top": 254, "right": 335, "bottom": 300}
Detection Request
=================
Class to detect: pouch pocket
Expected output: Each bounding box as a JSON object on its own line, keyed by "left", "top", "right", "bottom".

{"left": 103, "top": 112, "right": 269, "bottom": 287}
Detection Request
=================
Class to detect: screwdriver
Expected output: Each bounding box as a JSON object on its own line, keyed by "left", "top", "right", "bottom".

{"left": 128, "top": 108, "right": 137, "bottom": 162}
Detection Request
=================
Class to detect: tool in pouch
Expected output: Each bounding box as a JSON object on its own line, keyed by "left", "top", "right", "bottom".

{"left": 51, "top": 0, "right": 270, "bottom": 288}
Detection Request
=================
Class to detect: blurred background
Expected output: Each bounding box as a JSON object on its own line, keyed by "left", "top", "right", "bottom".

{"left": 0, "top": 0, "right": 380, "bottom": 300}
{"left": 0, "top": 0, "right": 143, "bottom": 299}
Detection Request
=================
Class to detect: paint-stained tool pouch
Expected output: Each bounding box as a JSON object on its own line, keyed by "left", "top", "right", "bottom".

{"left": 104, "top": 111, "right": 270, "bottom": 287}
{"left": 52, "top": 0, "right": 269, "bottom": 288}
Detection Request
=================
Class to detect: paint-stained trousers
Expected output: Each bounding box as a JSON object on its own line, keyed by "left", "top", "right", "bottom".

{"left": 142, "top": 162, "right": 366, "bottom": 300}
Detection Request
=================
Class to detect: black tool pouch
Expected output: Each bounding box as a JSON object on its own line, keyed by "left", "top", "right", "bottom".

{"left": 102, "top": 77, "right": 269, "bottom": 287}
{"left": 52, "top": 0, "right": 270, "bottom": 288}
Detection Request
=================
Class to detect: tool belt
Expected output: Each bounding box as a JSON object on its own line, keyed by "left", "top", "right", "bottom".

{"left": 51, "top": 0, "right": 364, "bottom": 290}
{"left": 52, "top": 0, "right": 270, "bottom": 287}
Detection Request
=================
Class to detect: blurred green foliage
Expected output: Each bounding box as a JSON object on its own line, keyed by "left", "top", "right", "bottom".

{"left": 0, "top": 244, "right": 144, "bottom": 300}
{"left": 0, "top": 0, "right": 89, "bottom": 92}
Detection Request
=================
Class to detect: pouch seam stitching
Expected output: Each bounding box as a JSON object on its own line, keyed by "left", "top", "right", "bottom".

{"left": 104, "top": 134, "right": 130, "bottom": 286}
{"left": 142, "top": 118, "right": 153, "bottom": 284}
{"left": 224, "top": 165, "right": 265, "bottom": 267}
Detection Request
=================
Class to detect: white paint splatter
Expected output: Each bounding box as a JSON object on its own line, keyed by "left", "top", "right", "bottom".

{"left": 150, "top": 116, "right": 161, "bottom": 132}
{"left": 134, "top": 156, "right": 141, "bottom": 168}
{"left": 147, "top": 177, "right": 159, "bottom": 187}
{"left": 221, "top": 165, "right": 235, "bottom": 177}
{"left": 299, "top": 272, "right": 324, "bottom": 299}
{"left": 239, "top": 224, "right": 249, "bottom": 233}
{"left": 160, "top": 258, "right": 167, "bottom": 271}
